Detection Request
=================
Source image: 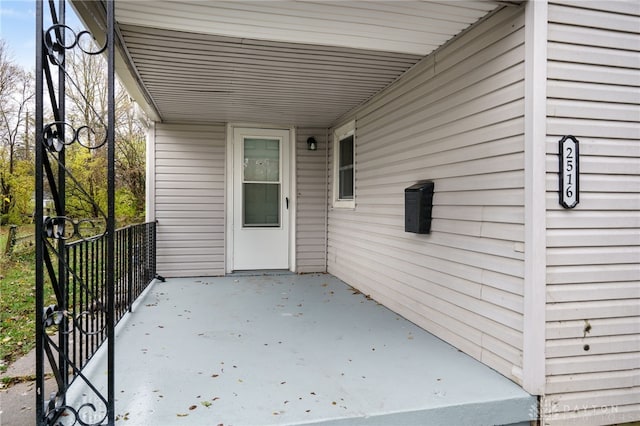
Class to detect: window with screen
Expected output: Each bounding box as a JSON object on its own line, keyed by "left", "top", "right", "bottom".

{"left": 333, "top": 121, "right": 355, "bottom": 208}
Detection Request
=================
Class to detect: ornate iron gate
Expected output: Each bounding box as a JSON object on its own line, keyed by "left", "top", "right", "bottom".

{"left": 35, "top": 1, "right": 116, "bottom": 424}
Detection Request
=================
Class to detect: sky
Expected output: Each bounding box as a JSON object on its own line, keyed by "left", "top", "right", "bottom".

{"left": 0, "top": 0, "right": 82, "bottom": 71}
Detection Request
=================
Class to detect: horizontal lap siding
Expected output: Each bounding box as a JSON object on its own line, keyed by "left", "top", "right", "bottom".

{"left": 296, "top": 128, "right": 327, "bottom": 273}
{"left": 154, "top": 123, "right": 226, "bottom": 276}
{"left": 327, "top": 6, "right": 526, "bottom": 382}
{"left": 544, "top": 2, "right": 640, "bottom": 425}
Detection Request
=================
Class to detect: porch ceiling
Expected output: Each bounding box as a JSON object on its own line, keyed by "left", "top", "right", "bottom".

{"left": 74, "top": 1, "right": 505, "bottom": 127}
{"left": 118, "top": 24, "right": 424, "bottom": 126}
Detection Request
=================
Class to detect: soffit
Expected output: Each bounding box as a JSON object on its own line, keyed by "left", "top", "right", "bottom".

{"left": 110, "top": 1, "right": 503, "bottom": 126}
{"left": 115, "top": 1, "right": 499, "bottom": 56}
{"left": 119, "top": 24, "right": 424, "bottom": 126}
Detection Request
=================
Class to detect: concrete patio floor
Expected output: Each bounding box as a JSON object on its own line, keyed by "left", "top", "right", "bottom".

{"left": 68, "top": 272, "right": 535, "bottom": 425}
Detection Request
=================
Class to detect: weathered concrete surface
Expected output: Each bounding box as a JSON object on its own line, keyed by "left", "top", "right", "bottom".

{"left": 1, "top": 273, "right": 537, "bottom": 426}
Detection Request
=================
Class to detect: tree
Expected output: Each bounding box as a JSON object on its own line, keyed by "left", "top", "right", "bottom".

{"left": 115, "top": 96, "right": 146, "bottom": 217}
{"left": 0, "top": 34, "right": 147, "bottom": 226}
{"left": 61, "top": 40, "right": 147, "bottom": 222}
{"left": 0, "top": 40, "right": 35, "bottom": 224}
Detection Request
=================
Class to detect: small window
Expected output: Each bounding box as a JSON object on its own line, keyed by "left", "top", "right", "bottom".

{"left": 333, "top": 121, "right": 355, "bottom": 208}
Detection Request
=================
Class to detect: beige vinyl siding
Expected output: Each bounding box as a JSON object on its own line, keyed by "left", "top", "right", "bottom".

{"left": 296, "top": 128, "right": 327, "bottom": 273}
{"left": 543, "top": 1, "right": 640, "bottom": 425}
{"left": 154, "top": 123, "right": 226, "bottom": 277}
{"left": 327, "top": 5, "right": 527, "bottom": 382}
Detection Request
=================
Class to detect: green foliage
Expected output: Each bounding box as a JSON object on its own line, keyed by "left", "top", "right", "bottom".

{"left": 116, "top": 131, "right": 146, "bottom": 216}
{"left": 1, "top": 40, "right": 34, "bottom": 225}
{"left": 1, "top": 37, "right": 147, "bottom": 227}
{"left": 0, "top": 155, "right": 34, "bottom": 225}
{"left": 63, "top": 145, "right": 108, "bottom": 219}
{"left": 115, "top": 188, "right": 143, "bottom": 223}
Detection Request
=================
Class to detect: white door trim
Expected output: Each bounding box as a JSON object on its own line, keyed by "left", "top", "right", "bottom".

{"left": 225, "top": 124, "right": 296, "bottom": 273}
{"left": 288, "top": 127, "right": 297, "bottom": 273}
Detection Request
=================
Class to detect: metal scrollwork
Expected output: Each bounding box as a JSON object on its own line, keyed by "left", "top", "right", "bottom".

{"left": 43, "top": 305, "right": 65, "bottom": 328}
{"left": 43, "top": 122, "right": 107, "bottom": 152}
{"left": 42, "top": 315, "right": 109, "bottom": 425}
{"left": 43, "top": 22, "right": 109, "bottom": 153}
{"left": 75, "top": 125, "right": 107, "bottom": 149}
{"left": 45, "top": 388, "right": 107, "bottom": 426}
{"left": 44, "top": 25, "right": 76, "bottom": 65}
{"left": 43, "top": 216, "right": 107, "bottom": 241}
{"left": 44, "top": 305, "right": 107, "bottom": 339}
{"left": 45, "top": 25, "right": 107, "bottom": 66}
{"left": 42, "top": 122, "right": 73, "bottom": 152}
{"left": 36, "top": 1, "right": 116, "bottom": 424}
{"left": 72, "top": 310, "right": 107, "bottom": 337}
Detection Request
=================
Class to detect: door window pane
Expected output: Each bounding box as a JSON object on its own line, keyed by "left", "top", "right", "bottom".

{"left": 242, "top": 137, "right": 281, "bottom": 227}
{"left": 244, "top": 183, "right": 280, "bottom": 227}
{"left": 244, "top": 138, "right": 280, "bottom": 182}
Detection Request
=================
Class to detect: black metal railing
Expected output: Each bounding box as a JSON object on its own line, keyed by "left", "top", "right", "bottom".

{"left": 64, "top": 222, "right": 157, "bottom": 374}
{"left": 114, "top": 221, "right": 157, "bottom": 321}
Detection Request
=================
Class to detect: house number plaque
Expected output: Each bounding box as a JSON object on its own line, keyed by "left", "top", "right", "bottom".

{"left": 559, "top": 135, "right": 579, "bottom": 209}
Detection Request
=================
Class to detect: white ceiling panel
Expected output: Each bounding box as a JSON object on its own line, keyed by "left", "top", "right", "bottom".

{"left": 120, "top": 24, "right": 424, "bottom": 126}
{"left": 72, "top": 1, "right": 504, "bottom": 126}
{"left": 116, "top": 1, "right": 500, "bottom": 56}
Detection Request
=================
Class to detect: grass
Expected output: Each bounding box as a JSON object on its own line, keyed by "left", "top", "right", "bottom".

{"left": 0, "top": 225, "right": 54, "bottom": 373}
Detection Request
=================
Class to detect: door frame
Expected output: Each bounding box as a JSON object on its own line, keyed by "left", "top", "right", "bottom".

{"left": 225, "top": 123, "right": 297, "bottom": 273}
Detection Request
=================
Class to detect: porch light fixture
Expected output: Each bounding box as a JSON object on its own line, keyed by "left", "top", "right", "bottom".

{"left": 307, "top": 137, "right": 317, "bottom": 151}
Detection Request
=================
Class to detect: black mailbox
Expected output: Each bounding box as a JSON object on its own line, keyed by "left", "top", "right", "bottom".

{"left": 405, "top": 181, "right": 434, "bottom": 234}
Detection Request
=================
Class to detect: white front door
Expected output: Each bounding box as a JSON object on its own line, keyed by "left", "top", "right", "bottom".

{"left": 232, "top": 128, "right": 290, "bottom": 270}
